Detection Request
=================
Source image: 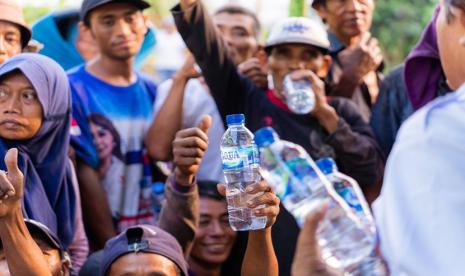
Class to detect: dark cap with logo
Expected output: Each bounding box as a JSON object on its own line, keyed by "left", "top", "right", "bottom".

{"left": 100, "top": 225, "right": 188, "bottom": 276}
{"left": 80, "top": 0, "right": 151, "bottom": 22}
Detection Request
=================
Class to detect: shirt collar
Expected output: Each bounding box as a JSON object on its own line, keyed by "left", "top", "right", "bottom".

{"left": 328, "top": 32, "right": 346, "bottom": 54}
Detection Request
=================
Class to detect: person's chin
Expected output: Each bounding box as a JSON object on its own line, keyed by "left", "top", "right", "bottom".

{"left": 0, "top": 129, "right": 29, "bottom": 141}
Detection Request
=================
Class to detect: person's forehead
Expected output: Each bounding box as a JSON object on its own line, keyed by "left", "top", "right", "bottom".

{"left": 200, "top": 197, "right": 227, "bottom": 215}
{"left": 110, "top": 252, "right": 178, "bottom": 274}
{"left": 0, "top": 20, "right": 21, "bottom": 34}
{"left": 213, "top": 12, "right": 255, "bottom": 31}
{"left": 90, "top": 2, "right": 141, "bottom": 18}
{"left": 274, "top": 43, "right": 323, "bottom": 53}
{"left": 0, "top": 71, "right": 34, "bottom": 88}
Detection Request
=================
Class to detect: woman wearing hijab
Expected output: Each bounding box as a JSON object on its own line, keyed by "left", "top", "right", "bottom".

{"left": 0, "top": 53, "right": 88, "bottom": 274}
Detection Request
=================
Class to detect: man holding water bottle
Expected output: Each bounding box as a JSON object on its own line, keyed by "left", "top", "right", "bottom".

{"left": 172, "top": 0, "right": 384, "bottom": 274}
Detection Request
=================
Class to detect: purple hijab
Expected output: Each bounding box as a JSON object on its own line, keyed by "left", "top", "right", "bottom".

{"left": 404, "top": 7, "right": 442, "bottom": 110}
{"left": 0, "top": 53, "right": 76, "bottom": 249}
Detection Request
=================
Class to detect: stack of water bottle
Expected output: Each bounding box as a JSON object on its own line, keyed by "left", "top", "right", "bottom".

{"left": 220, "top": 113, "right": 386, "bottom": 275}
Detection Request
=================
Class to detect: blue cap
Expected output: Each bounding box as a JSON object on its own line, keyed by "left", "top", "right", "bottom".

{"left": 316, "top": 158, "right": 338, "bottom": 175}
{"left": 80, "top": 0, "right": 150, "bottom": 21}
{"left": 226, "top": 114, "right": 245, "bottom": 126}
{"left": 255, "top": 127, "right": 279, "bottom": 148}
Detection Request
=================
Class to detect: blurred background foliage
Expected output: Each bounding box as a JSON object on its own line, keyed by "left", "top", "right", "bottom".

{"left": 22, "top": 0, "right": 438, "bottom": 72}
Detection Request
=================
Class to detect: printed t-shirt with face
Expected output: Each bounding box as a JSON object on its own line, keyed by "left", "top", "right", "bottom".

{"left": 68, "top": 65, "right": 158, "bottom": 232}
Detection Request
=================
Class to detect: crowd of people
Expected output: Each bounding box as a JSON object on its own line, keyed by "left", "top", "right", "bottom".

{"left": 0, "top": 0, "right": 463, "bottom": 275}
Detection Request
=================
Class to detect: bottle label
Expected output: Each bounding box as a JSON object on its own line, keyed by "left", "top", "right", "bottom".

{"left": 221, "top": 145, "right": 259, "bottom": 171}
{"left": 334, "top": 182, "right": 363, "bottom": 212}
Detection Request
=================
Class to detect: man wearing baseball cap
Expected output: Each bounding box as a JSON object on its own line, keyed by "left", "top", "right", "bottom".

{"left": 312, "top": 0, "right": 383, "bottom": 122}
{"left": 0, "top": 219, "right": 71, "bottom": 276}
{"left": 68, "top": 0, "right": 161, "bottom": 250}
{"left": 172, "top": 0, "right": 384, "bottom": 274}
{"left": 100, "top": 225, "right": 188, "bottom": 276}
{"left": 0, "top": 0, "right": 32, "bottom": 64}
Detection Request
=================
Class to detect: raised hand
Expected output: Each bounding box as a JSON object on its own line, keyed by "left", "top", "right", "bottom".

{"left": 238, "top": 56, "right": 268, "bottom": 89}
{"left": 338, "top": 32, "right": 383, "bottom": 81}
{"left": 0, "top": 149, "right": 24, "bottom": 218}
{"left": 172, "top": 115, "right": 212, "bottom": 185}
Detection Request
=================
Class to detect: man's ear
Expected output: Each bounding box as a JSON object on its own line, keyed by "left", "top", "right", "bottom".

{"left": 78, "top": 21, "right": 95, "bottom": 39}
{"left": 61, "top": 252, "right": 71, "bottom": 276}
{"left": 142, "top": 14, "right": 150, "bottom": 35}
{"left": 316, "top": 55, "right": 332, "bottom": 78}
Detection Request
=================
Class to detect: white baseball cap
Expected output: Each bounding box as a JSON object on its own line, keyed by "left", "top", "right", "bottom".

{"left": 265, "top": 17, "right": 330, "bottom": 53}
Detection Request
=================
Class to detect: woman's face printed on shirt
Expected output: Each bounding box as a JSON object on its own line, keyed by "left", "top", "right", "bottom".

{"left": 268, "top": 43, "right": 331, "bottom": 99}
{"left": 0, "top": 71, "right": 43, "bottom": 140}
{"left": 90, "top": 122, "right": 115, "bottom": 161}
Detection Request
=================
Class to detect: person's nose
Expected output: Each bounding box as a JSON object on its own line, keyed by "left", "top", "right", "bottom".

{"left": 210, "top": 220, "right": 226, "bottom": 236}
{"left": 3, "top": 94, "right": 21, "bottom": 115}
{"left": 113, "top": 19, "right": 132, "bottom": 38}
{"left": 345, "top": 0, "right": 363, "bottom": 13}
{"left": 0, "top": 37, "right": 7, "bottom": 55}
{"left": 288, "top": 58, "right": 306, "bottom": 71}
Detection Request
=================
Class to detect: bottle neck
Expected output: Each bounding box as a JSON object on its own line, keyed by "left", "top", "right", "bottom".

{"left": 227, "top": 123, "right": 244, "bottom": 128}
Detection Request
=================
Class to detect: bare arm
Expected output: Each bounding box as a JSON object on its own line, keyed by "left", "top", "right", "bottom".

{"left": 218, "top": 181, "right": 280, "bottom": 276}
{"left": 76, "top": 160, "right": 116, "bottom": 250}
{"left": 0, "top": 149, "right": 51, "bottom": 276}
{"left": 146, "top": 55, "right": 200, "bottom": 161}
{"left": 241, "top": 229, "right": 278, "bottom": 276}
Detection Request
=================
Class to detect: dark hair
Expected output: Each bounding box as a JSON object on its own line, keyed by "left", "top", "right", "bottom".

{"left": 445, "top": 0, "right": 465, "bottom": 22}
{"left": 311, "top": 0, "right": 326, "bottom": 8}
{"left": 88, "top": 113, "right": 124, "bottom": 161}
{"left": 214, "top": 4, "right": 261, "bottom": 39}
{"left": 197, "top": 180, "right": 224, "bottom": 201}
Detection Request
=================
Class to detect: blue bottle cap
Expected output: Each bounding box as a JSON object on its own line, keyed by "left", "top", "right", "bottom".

{"left": 255, "top": 127, "right": 279, "bottom": 148}
{"left": 316, "top": 158, "right": 338, "bottom": 175}
{"left": 226, "top": 114, "right": 245, "bottom": 126}
{"left": 152, "top": 182, "right": 165, "bottom": 194}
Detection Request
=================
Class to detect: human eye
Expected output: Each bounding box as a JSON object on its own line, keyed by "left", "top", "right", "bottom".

{"left": 22, "top": 90, "right": 38, "bottom": 102}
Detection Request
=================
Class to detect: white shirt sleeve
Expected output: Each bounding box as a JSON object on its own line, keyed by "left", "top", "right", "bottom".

{"left": 374, "top": 89, "right": 465, "bottom": 276}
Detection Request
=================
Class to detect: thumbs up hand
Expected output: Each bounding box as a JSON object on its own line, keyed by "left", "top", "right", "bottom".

{"left": 172, "top": 115, "right": 212, "bottom": 185}
{"left": 0, "top": 149, "right": 24, "bottom": 219}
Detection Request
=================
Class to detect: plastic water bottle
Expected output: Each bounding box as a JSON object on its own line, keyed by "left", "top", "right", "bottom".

{"left": 316, "top": 158, "right": 376, "bottom": 235}
{"left": 255, "top": 127, "right": 376, "bottom": 271}
{"left": 316, "top": 158, "right": 387, "bottom": 275}
{"left": 283, "top": 74, "right": 316, "bottom": 114}
{"left": 220, "top": 114, "right": 267, "bottom": 231}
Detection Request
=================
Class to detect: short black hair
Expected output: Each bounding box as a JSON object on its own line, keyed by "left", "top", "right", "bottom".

{"left": 311, "top": 0, "right": 326, "bottom": 8}
{"left": 214, "top": 4, "right": 261, "bottom": 39}
{"left": 198, "top": 180, "right": 224, "bottom": 201}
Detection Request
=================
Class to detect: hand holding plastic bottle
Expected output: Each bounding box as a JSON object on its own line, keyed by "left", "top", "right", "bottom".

{"left": 217, "top": 179, "right": 280, "bottom": 229}
{"left": 288, "top": 70, "right": 339, "bottom": 133}
{"left": 292, "top": 203, "right": 343, "bottom": 276}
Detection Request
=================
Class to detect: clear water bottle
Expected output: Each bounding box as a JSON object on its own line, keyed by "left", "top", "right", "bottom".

{"left": 255, "top": 127, "right": 376, "bottom": 271}
{"left": 220, "top": 114, "right": 267, "bottom": 231}
{"left": 316, "top": 158, "right": 376, "bottom": 235}
{"left": 316, "top": 158, "right": 387, "bottom": 276}
{"left": 283, "top": 73, "right": 316, "bottom": 114}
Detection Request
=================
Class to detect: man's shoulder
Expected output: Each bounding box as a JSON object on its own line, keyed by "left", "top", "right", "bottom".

{"left": 67, "top": 64, "right": 86, "bottom": 79}
{"left": 136, "top": 71, "right": 158, "bottom": 89}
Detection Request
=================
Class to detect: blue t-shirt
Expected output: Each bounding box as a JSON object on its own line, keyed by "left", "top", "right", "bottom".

{"left": 68, "top": 65, "right": 159, "bottom": 231}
